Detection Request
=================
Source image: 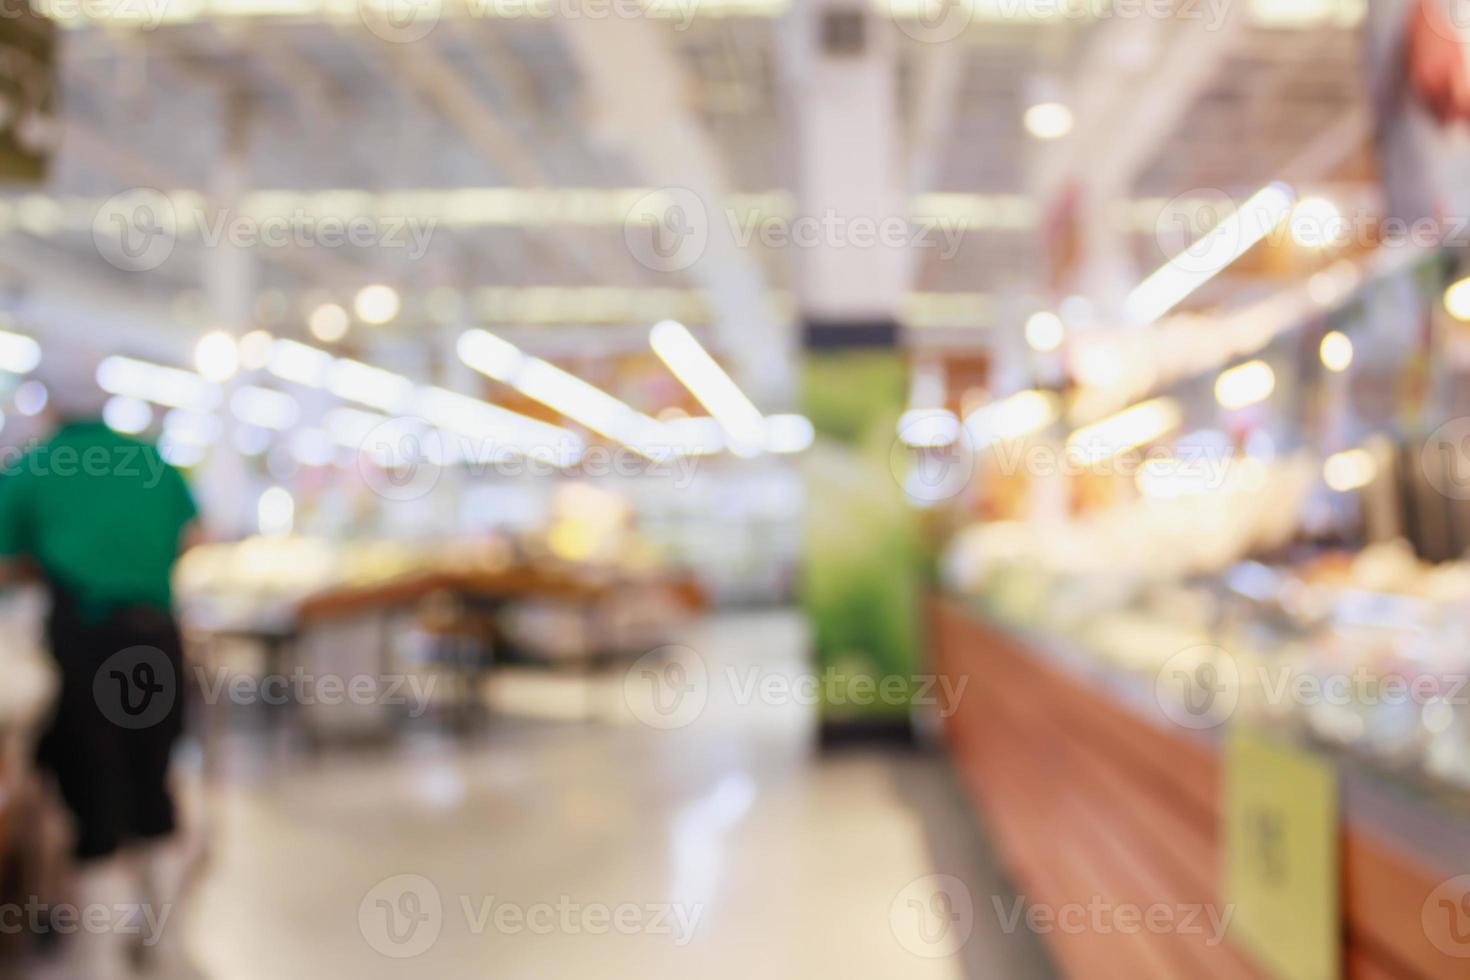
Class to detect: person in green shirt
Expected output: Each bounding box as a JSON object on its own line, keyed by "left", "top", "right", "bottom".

{"left": 0, "top": 354, "right": 202, "bottom": 979}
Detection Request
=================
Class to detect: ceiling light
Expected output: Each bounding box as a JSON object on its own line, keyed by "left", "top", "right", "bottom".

{"left": 1023, "top": 311, "right": 1064, "bottom": 352}
{"left": 1024, "top": 102, "right": 1074, "bottom": 140}
{"left": 234, "top": 425, "right": 272, "bottom": 457}
{"left": 1073, "top": 344, "right": 1124, "bottom": 388}
{"left": 1320, "top": 331, "right": 1353, "bottom": 372}
{"left": 456, "top": 329, "right": 525, "bottom": 381}
{"left": 1444, "top": 277, "right": 1470, "bottom": 321}
{"left": 1126, "top": 182, "right": 1296, "bottom": 325}
{"left": 1066, "top": 397, "right": 1181, "bottom": 464}
{"left": 354, "top": 284, "right": 400, "bottom": 325}
{"left": 257, "top": 486, "right": 295, "bottom": 537}
{"left": 102, "top": 396, "right": 152, "bottom": 434}
{"left": 649, "top": 320, "right": 766, "bottom": 454}
{"left": 328, "top": 358, "right": 415, "bottom": 414}
{"left": 1324, "top": 448, "right": 1376, "bottom": 492}
{"left": 13, "top": 380, "right": 46, "bottom": 416}
{"left": 0, "top": 330, "right": 41, "bottom": 375}
{"left": 290, "top": 428, "right": 336, "bottom": 467}
{"left": 309, "top": 303, "right": 350, "bottom": 342}
{"left": 1214, "top": 360, "right": 1275, "bottom": 410}
{"left": 325, "top": 407, "right": 391, "bottom": 448}
{"left": 764, "top": 414, "right": 814, "bottom": 454}
{"left": 97, "top": 356, "right": 221, "bottom": 412}
{"left": 163, "top": 409, "right": 223, "bottom": 446}
{"left": 1288, "top": 196, "right": 1343, "bottom": 248}
{"left": 230, "top": 386, "right": 300, "bottom": 431}
{"left": 460, "top": 329, "right": 666, "bottom": 456}
{"left": 267, "top": 339, "right": 335, "bottom": 388}
{"left": 898, "top": 409, "right": 960, "bottom": 448}
{"left": 964, "top": 390, "right": 1058, "bottom": 449}
{"left": 194, "top": 331, "right": 239, "bottom": 383}
{"left": 662, "top": 416, "right": 726, "bottom": 456}
{"left": 239, "top": 330, "right": 274, "bottom": 371}
{"left": 415, "top": 385, "right": 582, "bottom": 464}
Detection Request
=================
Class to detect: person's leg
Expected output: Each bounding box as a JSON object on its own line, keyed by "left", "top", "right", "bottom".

{"left": 123, "top": 834, "right": 208, "bottom": 978}
{"left": 118, "top": 610, "right": 201, "bottom": 976}
{"left": 30, "top": 856, "right": 137, "bottom": 980}
{"left": 32, "top": 609, "right": 141, "bottom": 979}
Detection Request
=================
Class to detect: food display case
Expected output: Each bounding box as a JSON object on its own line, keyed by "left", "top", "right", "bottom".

{"left": 922, "top": 246, "right": 1470, "bottom": 977}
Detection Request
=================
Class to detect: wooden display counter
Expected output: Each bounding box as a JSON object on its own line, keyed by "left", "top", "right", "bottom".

{"left": 296, "top": 566, "right": 703, "bottom": 625}
{"left": 929, "top": 595, "right": 1468, "bottom": 980}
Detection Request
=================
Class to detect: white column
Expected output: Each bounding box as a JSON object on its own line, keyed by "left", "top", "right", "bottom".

{"left": 196, "top": 95, "right": 257, "bottom": 538}
{"left": 782, "top": 0, "right": 907, "bottom": 334}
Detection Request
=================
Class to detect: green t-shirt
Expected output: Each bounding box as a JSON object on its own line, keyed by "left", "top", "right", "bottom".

{"left": 0, "top": 421, "right": 198, "bottom": 621}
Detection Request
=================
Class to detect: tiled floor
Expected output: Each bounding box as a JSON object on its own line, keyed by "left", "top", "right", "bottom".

{"left": 33, "top": 610, "right": 1058, "bottom": 979}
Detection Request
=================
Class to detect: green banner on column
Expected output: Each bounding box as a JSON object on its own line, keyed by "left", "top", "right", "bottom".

{"left": 801, "top": 349, "right": 924, "bottom": 728}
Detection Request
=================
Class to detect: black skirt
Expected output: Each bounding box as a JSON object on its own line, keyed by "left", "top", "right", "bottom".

{"left": 36, "top": 592, "right": 186, "bottom": 861}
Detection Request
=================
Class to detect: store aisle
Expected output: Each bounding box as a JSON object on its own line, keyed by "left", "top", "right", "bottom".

{"left": 182, "top": 611, "right": 1054, "bottom": 980}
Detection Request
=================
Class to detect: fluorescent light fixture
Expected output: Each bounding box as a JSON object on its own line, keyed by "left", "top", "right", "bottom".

{"left": 309, "top": 303, "right": 350, "bottom": 342}
{"left": 1066, "top": 396, "right": 1181, "bottom": 464}
{"left": 415, "top": 385, "right": 582, "bottom": 465}
{"left": 662, "top": 416, "right": 726, "bottom": 456}
{"left": 1023, "top": 102, "right": 1073, "bottom": 140}
{"left": 233, "top": 424, "right": 272, "bottom": 457}
{"left": 1024, "top": 311, "right": 1064, "bottom": 352}
{"left": 964, "top": 390, "right": 1058, "bottom": 449}
{"left": 290, "top": 428, "right": 336, "bottom": 467}
{"left": 0, "top": 330, "right": 41, "bottom": 374}
{"left": 1214, "top": 359, "right": 1275, "bottom": 410}
{"left": 230, "top": 386, "right": 300, "bottom": 431}
{"left": 162, "top": 409, "right": 223, "bottom": 446}
{"left": 459, "top": 329, "right": 667, "bottom": 457}
{"left": 648, "top": 320, "right": 765, "bottom": 453}
{"left": 267, "top": 339, "right": 335, "bottom": 387}
{"left": 1320, "top": 331, "right": 1353, "bottom": 372}
{"left": 325, "top": 406, "right": 390, "bottom": 448}
{"left": 97, "top": 356, "right": 221, "bottom": 412}
{"left": 456, "top": 329, "right": 525, "bottom": 381}
{"left": 194, "top": 331, "right": 238, "bottom": 383}
{"left": 158, "top": 436, "right": 205, "bottom": 468}
{"left": 103, "top": 395, "right": 152, "bottom": 434}
{"left": 1288, "top": 196, "right": 1343, "bottom": 248}
{"left": 1446, "top": 277, "right": 1470, "bottom": 321}
{"left": 238, "top": 330, "right": 274, "bottom": 371}
{"left": 1135, "top": 455, "right": 1221, "bottom": 500}
{"left": 257, "top": 486, "right": 295, "bottom": 537}
{"left": 764, "top": 414, "right": 815, "bottom": 454}
{"left": 13, "top": 380, "right": 47, "bottom": 416}
{"left": 515, "top": 358, "right": 668, "bottom": 454}
{"left": 328, "top": 358, "right": 415, "bottom": 414}
{"left": 1125, "top": 182, "right": 1296, "bottom": 325}
{"left": 1072, "top": 344, "right": 1124, "bottom": 388}
{"left": 1324, "top": 448, "right": 1376, "bottom": 492}
{"left": 898, "top": 409, "right": 961, "bottom": 448}
{"left": 354, "top": 284, "right": 400, "bottom": 325}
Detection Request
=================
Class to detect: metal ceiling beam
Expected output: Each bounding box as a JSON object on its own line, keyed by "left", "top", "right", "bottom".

{"left": 556, "top": 14, "right": 790, "bottom": 405}
{"left": 902, "top": 40, "right": 967, "bottom": 291}
{"left": 349, "top": 27, "right": 605, "bottom": 287}
{"left": 1032, "top": 12, "right": 1247, "bottom": 310}
{"left": 67, "top": 38, "right": 369, "bottom": 289}
{"left": 0, "top": 239, "right": 193, "bottom": 360}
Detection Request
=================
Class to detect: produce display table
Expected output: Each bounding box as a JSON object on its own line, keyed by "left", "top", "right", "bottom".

{"left": 184, "top": 565, "right": 707, "bottom": 744}
{"left": 930, "top": 595, "right": 1469, "bottom": 980}
{"left": 294, "top": 567, "right": 613, "bottom": 625}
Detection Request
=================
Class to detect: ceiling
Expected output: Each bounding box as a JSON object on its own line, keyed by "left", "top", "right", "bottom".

{"left": 0, "top": 2, "right": 1372, "bottom": 377}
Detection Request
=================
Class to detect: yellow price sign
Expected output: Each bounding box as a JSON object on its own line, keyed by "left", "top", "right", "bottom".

{"left": 1222, "top": 727, "right": 1340, "bottom": 980}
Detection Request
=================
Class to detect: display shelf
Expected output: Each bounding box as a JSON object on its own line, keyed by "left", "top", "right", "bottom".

{"left": 931, "top": 595, "right": 1469, "bottom": 979}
